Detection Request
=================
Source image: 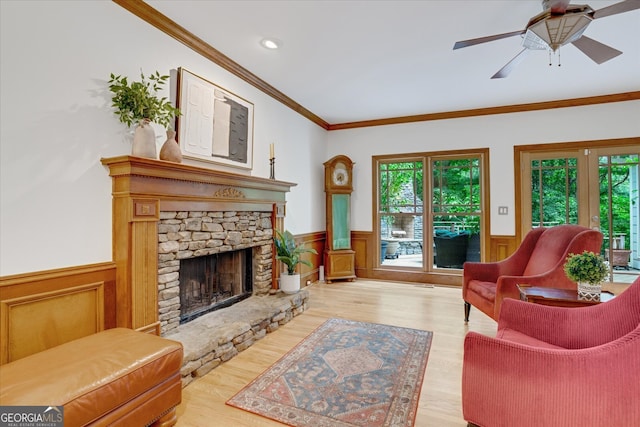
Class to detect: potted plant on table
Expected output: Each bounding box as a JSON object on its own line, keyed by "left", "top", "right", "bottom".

{"left": 564, "top": 250, "right": 609, "bottom": 298}
{"left": 108, "top": 70, "right": 181, "bottom": 159}
{"left": 274, "top": 229, "right": 318, "bottom": 294}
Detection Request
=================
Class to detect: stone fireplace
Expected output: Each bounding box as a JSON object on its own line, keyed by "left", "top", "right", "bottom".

{"left": 101, "top": 156, "right": 297, "bottom": 335}
{"left": 102, "top": 156, "right": 316, "bottom": 386}
{"left": 157, "top": 209, "right": 274, "bottom": 335}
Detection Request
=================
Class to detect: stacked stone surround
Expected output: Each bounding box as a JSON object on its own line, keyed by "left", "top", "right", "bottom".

{"left": 165, "top": 289, "right": 309, "bottom": 387}
{"left": 157, "top": 210, "right": 275, "bottom": 335}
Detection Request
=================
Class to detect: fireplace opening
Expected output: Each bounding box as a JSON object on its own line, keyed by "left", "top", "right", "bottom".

{"left": 179, "top": 248, "right": 253, "bottom": 323}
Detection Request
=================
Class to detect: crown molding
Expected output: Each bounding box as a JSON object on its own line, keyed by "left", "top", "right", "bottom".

{"left": 114, "top": 1, "right": 639, "bottom": 131}
{"left": 113, "top": 0, "right": 330, "bottom": 130}
{"left": 328, "top": 91, "right": 640, "bottom": 130}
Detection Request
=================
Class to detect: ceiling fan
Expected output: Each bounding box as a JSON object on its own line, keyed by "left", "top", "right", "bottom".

{"left": 453, "top": 0, "right": 640, "bottom": 79}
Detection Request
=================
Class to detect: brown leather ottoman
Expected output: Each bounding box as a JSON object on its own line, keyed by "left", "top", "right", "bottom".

{"left": 0, "top": 328, "right": 183, "bottom": 426}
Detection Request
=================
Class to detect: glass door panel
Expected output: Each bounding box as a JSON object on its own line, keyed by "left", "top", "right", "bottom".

{"left": 589, "top": 149, "right": 639, "bottom": 283}
{"left": 530, "top": 157, "right": 578, "bottom": 227}
{"left": 431, "top": 157, "right": 482, "bottom": 270}
{"left": 379, "top": 161, "right": 424, "bottom": 268}
{"left": 521, "top": 150, "right": 589, "bottom": 238}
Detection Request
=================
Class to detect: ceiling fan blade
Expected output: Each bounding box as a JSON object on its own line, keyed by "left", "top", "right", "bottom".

{"left": 593, "top": 0, "right": 640, "bottom": 19}
{"left": 453, "top": 30, "right": 525, "bottom": 50}
{"left": 571, "top": 35, "right": 622, "bottom": 64}
{"left": 491, "top": 49, "right": 530, "bottom": 79}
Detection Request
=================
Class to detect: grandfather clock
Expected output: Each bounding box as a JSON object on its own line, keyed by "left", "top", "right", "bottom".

{"left": 324, "top": 155, "right": 356, "bottom": 283}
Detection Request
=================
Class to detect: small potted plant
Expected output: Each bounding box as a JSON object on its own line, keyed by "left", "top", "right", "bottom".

{"left": 108, "top": 70, "right": 181, "bottom": 159}
{"left": 564, "top": 251, "right": 608, "bottom": 298}
{"left": 274, "top": 229, "right": 318, "bottom": 294}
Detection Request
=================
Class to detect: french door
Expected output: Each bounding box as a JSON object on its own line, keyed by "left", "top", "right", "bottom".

{"left": 376, "top": 150, "right": 488, "bottom": 272}
{"left": 521, "top": 144, "right": 640, "bottom": 283}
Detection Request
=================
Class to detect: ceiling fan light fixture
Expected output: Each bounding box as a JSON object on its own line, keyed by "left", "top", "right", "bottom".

{"left": 528, "top": 13, "right": 592, "bottom": 51}
{"left": 522, "top": 30, "right": 549, "bottom": 51}
{"left": 260, "top": 38, "right": 281, "bottom": 50}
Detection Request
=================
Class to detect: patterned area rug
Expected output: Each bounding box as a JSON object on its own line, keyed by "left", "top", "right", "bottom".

{"left": 227, "top": 318, "right": 433, "bottom": 427}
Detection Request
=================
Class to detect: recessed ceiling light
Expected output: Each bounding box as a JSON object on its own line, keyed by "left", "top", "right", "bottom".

{"left": 260, "top": 38, "right": 281, "bottom": 50}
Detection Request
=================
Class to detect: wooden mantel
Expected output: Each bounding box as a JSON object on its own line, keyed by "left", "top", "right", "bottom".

{"left": 101, "top": 155, "right": 296, "bottom": 334}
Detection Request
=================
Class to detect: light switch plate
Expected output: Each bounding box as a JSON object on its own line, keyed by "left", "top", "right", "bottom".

{"left": 498, "top": 206, "right": 508, "bottom": 215}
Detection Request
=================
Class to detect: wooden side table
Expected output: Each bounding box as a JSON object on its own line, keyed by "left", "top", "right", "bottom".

{"left": 517, "top": 285, "right": 615, "bottom": 308}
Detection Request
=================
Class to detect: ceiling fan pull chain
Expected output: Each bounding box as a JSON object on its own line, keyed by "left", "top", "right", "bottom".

{"left": 558, "top": 48, "right": 561, "bottom": 67}
{"left": 548, "top": 49, "right": 552, "bottom": 66}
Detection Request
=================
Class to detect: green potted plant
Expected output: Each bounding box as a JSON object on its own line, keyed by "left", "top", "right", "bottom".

{"left": 108, "top": 70, "right": 181, "bottom": 159}
{"left": 274, "top": 229, "right": 318, "bottom": 294}
{"left": 564, "top": 251, "right": 608, "bottom": 298}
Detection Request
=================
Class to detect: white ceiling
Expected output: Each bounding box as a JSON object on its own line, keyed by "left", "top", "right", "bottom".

{"left": 147, "top": 0, "right": 640, "bottom": 125}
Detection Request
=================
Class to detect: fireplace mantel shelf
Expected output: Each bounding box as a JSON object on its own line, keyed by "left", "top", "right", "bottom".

{"left": 101, "top": 155, "right": 296, "bottom": 194}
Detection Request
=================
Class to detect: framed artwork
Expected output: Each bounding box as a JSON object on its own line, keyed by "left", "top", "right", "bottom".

{"left": 176, "top": 68, "right": 254, "bottom": 169}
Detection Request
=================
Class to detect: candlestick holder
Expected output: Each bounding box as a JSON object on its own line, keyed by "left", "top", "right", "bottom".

{"left": 269, "top": 157, "right": 275, "bottom": 180}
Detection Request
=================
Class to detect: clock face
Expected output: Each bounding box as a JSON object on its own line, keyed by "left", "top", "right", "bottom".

{"left": 332, "top": 165, "right": 349, "bottom": 186}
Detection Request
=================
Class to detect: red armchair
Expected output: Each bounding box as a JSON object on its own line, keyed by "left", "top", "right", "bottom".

{"left": 463, "top": 224, "right": 602, "bottom": 322}
{"left": 462, "top": 277, "right": 640, "bottom": 427}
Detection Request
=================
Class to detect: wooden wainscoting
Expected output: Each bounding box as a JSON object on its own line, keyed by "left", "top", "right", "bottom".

{"left": 489, "top": 235, "right": 518, "bottom": 262}
{"left": 0, "top": 262, "right": 116, "bottom": 364}
{"left": 352, "top": 231, "right": 372, "bottom": 271}
{"left": 296, "top": 232, "right": 325, "bottom": 286}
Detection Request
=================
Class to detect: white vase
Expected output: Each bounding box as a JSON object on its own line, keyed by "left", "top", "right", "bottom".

{"left": 280, "top": 273, "right": 300, "bottom": 294}
{"left": 131, "top": 119, "right": 157, "bottom": 159}
{"left": 159, "top": 130, "right": 182, "bottom": 163}
{"left": 578, "top": 282, "right": 602, "bottom": 299}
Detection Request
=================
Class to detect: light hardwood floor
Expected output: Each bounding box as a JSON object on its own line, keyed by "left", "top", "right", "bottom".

{"left": 175, "top": 279, "right": 630, "bottom": 426}
{"left": 175, "top": 280, "right": 498, "bottom": 426}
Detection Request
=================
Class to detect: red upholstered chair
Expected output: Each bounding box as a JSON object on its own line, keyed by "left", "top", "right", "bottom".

{"left": 463, "top": 224, "right": 603, "bottom": 322}
{"left": 462, "top": 277, "right": 640, "bottom": 427}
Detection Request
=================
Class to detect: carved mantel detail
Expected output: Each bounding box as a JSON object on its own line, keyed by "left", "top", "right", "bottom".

{"left": 100, "top": 156, "right": 296, "bottom": 334}
{"left": 214, "top": 187, "right": 245, "bottom": 199}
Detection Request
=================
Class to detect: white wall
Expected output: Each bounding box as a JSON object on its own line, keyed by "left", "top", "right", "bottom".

{"left": 327, "top": 101, "right": 640, "bottom": 235}
{"left": 0, "top": 1, "right": 326, "bottom": 276}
